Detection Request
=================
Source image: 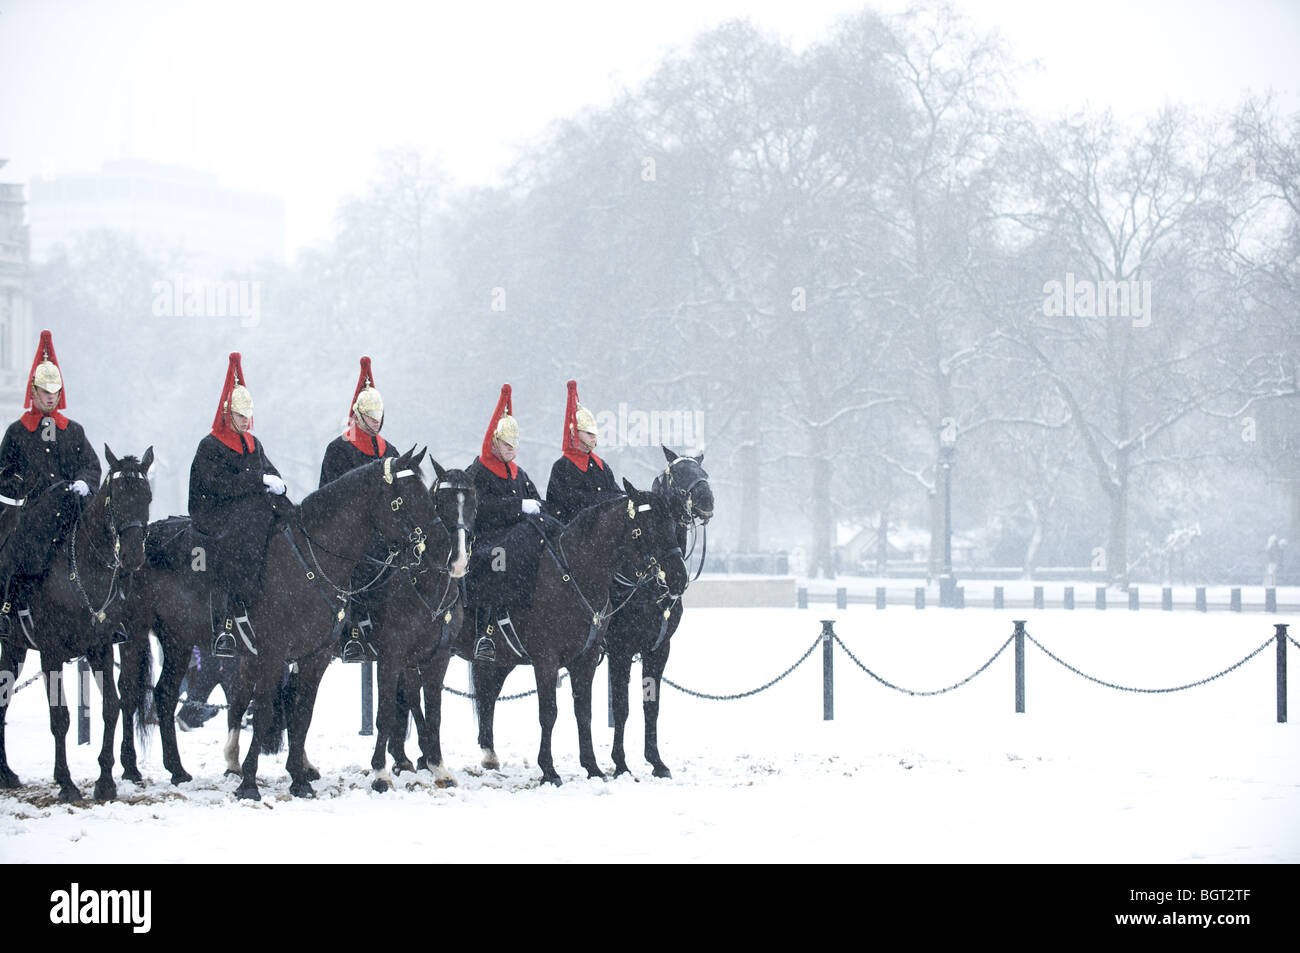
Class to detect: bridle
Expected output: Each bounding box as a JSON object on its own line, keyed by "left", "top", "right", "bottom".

{"left": 69, "top": 465, "right": 152, "bottom": 625}
{"left": 655, "top": 457, "right": 712, "bottom": 581}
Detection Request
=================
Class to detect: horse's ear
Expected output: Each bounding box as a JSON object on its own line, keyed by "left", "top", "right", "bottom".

{"left": 693, "top": 451, "right": 704, "bottom": 465}
{"left": 104, "top": 445, "right": 119, "bottom": 469}
{"left": 432, "top": 459, "right": 447, "bottom": 481}
{"left": 412, "top": 446, "right": 428, "bottom": 471}
{"left": 662, "top": 445, "right": 678, "bottom": 464}
{"left": 621, "top": 477, "right": 643, "bottom": 501}
{"left": 141, "top": 447, "right": 155, "bottom": 473}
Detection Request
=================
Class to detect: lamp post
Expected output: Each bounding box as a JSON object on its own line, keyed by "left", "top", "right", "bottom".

{"left": 938, "top": 424, "right": 957, "bottom": 607}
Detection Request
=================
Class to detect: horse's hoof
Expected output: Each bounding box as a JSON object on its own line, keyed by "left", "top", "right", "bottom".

{"left": 234, "top": 781, "right": 261, "bottom": 801}
{"left": 651, "top": 765, "right": 672, "bottom": 779}
{"left": 393, "top": 759, "right": 414, "bottom": 775}
{"left": 583, "top": 766, "right": 606, "bottom": 781}
{"left": 371, "top": 778, "right": 390, "bottom": 793}
{"left": 289, "top": 781, "right": 316, "bottom": 799}
{"left": 0, "top": 770, "right": 21, "bottom": 789}
{"left": 305, "top": 766, "right": 321, "bottom": 782}
{"left": 121, "top": 769, "right": 143, "bottom": 785}
{"left": 58, "top": 785, "right": 83, "bottom": 804}
{"left": 541, "top": 774, "right": 562, "bottom": 787}
{"left": 415, "top": 756, "right": 428, "bottom": 771}
{"left": 224, "top": 769, "right": 241, "bottom": 778}
{"left": 481, "top": 752, "right": 500, "bottom": 771}
{"left": 93, "top": 779, "right": 117, "bottom": 801}
{"left": 170, "top": 771, "right": 192, "bottom": 785}
{"left": 613, "top": 764, "right": 631, "bottom": 778}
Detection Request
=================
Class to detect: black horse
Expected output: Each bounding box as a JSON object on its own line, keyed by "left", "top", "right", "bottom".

{"left": 364, "top": 464, "right": 475, "bottom": 791}
{"left": 0, "top": 447, "right": 153, "bottom": 802}
{"left": 227, "top": 448, "right": 438, "bottom": 800}
{"left": 606, "top": 447, "right": 712, "bottom": 778}
{"left": 469, "top": 479, "right": 690, "bottom": 785}
{"left": 119, "top": 447, "right": 438, "bottom": 799}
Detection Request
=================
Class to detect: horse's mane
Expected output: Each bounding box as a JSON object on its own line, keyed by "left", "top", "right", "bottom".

{"left": 562, "top": 492, "right": 628, "bottom": 539}
{"left": 302, "top": 455, "right": 388, "bottom": 520}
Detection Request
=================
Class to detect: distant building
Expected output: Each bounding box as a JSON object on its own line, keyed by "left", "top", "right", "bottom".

{"left": 0, "top": 160, "right": 33, "bottom": 407}
{"left": 27, "top": 159, "right": 284, "bottom": 274}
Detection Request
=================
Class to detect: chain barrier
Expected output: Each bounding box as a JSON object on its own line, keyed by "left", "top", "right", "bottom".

{"left": 1024, "top": 630, "right": 1277, "bottom": 693}
{"left": 661, "top": 635, "right": 822, "bottom": 700}
{"left": 833, "top": 632, "right": 1015, "bottom": 696}
{"left": 1287, "top": 631, "right": 1300, "bottom": 651}
{"left": 443, "top": 685, "right": 538, "bottom": 702}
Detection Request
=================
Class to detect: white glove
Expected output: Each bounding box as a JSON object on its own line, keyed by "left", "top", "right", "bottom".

{"left": 263, "top": 474, "right": 287, "bottom": 495}
{"left": 522, "top": 499, "right": 541, "bottom": 515}
{"left": 69, "top": 480, "right": 91, "bottom": 497}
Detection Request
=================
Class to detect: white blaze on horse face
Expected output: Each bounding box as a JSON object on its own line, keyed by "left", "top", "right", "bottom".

{"left": 451, "top": 492, "right": 468, "bottom": 578}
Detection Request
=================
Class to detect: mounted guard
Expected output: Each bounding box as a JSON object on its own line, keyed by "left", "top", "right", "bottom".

{"left": 188, "top": 353, "right": 288, "bottom": 658}
{"left": 0, "top": 330, "right": 103, "bottom": 640}
{"left": 319, "top": 356, "right": 398, "bottom": 662}
{"left": 545, "top": 379, "right": 619, "bottom": 523}
{"left": 464, "top": 383, "right": 544, "bottom": 662}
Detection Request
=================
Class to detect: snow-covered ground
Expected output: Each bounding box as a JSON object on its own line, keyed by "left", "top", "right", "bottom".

{"left": 1, "top": 606, "right": 1296, "bottom": 865}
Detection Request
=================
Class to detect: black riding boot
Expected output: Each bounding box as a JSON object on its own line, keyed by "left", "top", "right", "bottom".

{"left": 212, "top": 593, "right": 236, "bottom": 658}
{"left": 473, "top": 607, "right": 496, "bottom": 662}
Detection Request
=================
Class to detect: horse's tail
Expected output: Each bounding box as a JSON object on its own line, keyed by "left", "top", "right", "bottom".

{"left": 259, "top": 666, "right": 295, "bottom": 755}
{"left": 133, "top": 639, "right": 156, "bottom": 751}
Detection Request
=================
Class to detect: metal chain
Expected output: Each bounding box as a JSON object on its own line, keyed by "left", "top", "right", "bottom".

{"left": 442, "top": 685, "right": 537, "bottom": 702}
{"left": 1024, "top": 630, "right": 1277, "bottom": 693}
{"left": 833, "top": 632, "right": 1015, "bottom": 696}
{"left": 1287, "top": 631, "right": 1300, "bottom": 651}
{"left": 661, "top": 635, "right": 822, "bottom": 700}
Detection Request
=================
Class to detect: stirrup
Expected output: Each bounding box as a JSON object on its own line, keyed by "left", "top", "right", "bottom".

{"left": 341, "top": 638, "right": 366, "bottom": 664}
{"left": 212, "top": 632, "right": 237, "bottom": 658}
{"left": 474, "top": 635, "right": 496, "bottom": 663}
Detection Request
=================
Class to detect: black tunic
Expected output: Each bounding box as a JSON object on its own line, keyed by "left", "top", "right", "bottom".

{"left": 187, "top": 434, "right": 282, "bottom": 596}
{"left": 0, "top": 416, "right": 102, "bottom": 576}
{"left": 319, "top": 433, "right": 396, "bottom": 488}
{"left": 545, "top": 454, "right": 619, "bottom": 524}
{"left": 464, "top": 456, "right": 544, "bottom": 609}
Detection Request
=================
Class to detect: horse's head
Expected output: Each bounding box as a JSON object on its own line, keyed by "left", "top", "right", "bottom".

{"left": 429, "top": 459, "right": 477, "bottom": 579}
{"left": 369, "top": 446, "right": 440, "bottom": 566}
{"left": 102, "top": 445, "right": 154, "bottom": 572}
{"left": 621, "top": 478, "right": 690, "bottom": 601}
{"left": 659, "top": 446, "right": 712, "bottom": 525}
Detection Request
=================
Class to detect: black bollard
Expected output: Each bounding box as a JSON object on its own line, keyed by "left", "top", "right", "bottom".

{"left": 1129, "top": 587, "right": 1139, "bottom": 611}
{"left": 821, "top": 620, "right": 835, "bottom": 721}
{"left": 1064, "top": 586, "right": 1074, "bottom": 610}
{"left": 1162, "top": 587, "right": 1173, "bottom": 611}
{"left": 876, "top": 587, "right": 886, "bottom": 610}
{"left": 1277, "top": 624, "right": 1288, "bottom": 725}
{"left": 1196, "top": 587, "right": 1207, "bottom": 612}
{"left": 994, "top": 586, "right": 1004, "bottom": 610}
{"left": 1266, "top": 588, "right": 1277, "bottom": 613}
{"left": 836, "top": 587, "right": 847, "bottom": 610}
{"left": 1230, "top": 588, "right": 1242, "bottom": 612}
{"left": 797, "top": 587, "right": 808, "bottom": 610}
{"left": 1033, "top": 586, "right": 1044, "bottom": 610}
{"left": 360, "top": 659, "right": 374, "bottom": 736}
{"left": 77, "top": 658, "right": 91, "bottom": 746}
{"left": 1013, "top": 620, "right": 1026, "bottom": 714}
{"left": 1096, "top": 586, "right": 1106, "bottom": 611}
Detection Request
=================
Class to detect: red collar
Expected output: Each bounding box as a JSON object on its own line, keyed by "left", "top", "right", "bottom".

{"left": 346, "top": 424, "right": 387, "bottom": 457}
{"left": 562, "top": 449, "right": 604, "bottom": 472}
{"left": 20, "top": 410, "right": 68, "bottom": 432}
{"left": 212, "top": 429, "right": 256, "bottom": 454}
{"left": 479, "top": 453, "right": 517, "bottom": 480}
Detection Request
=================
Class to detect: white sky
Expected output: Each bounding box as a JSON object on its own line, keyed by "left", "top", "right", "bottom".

{"left": 2, "top": 0, "right": 1297, "bottom": 258}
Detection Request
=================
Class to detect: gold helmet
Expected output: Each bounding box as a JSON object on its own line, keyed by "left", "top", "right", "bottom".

{"left": 228, "top": 384, "right": 254, "bottom": 418}
{"left": 494, "top": 413, "right": 519, "bottom": 448}
{"left": 574, "top": 405, "right": 597, "bottom": 435}
{"left": 32, "top": 360, "right": 63, "bottom": 394}
{"left": 353, "top": 386, "right": 383, "bottom": 422}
